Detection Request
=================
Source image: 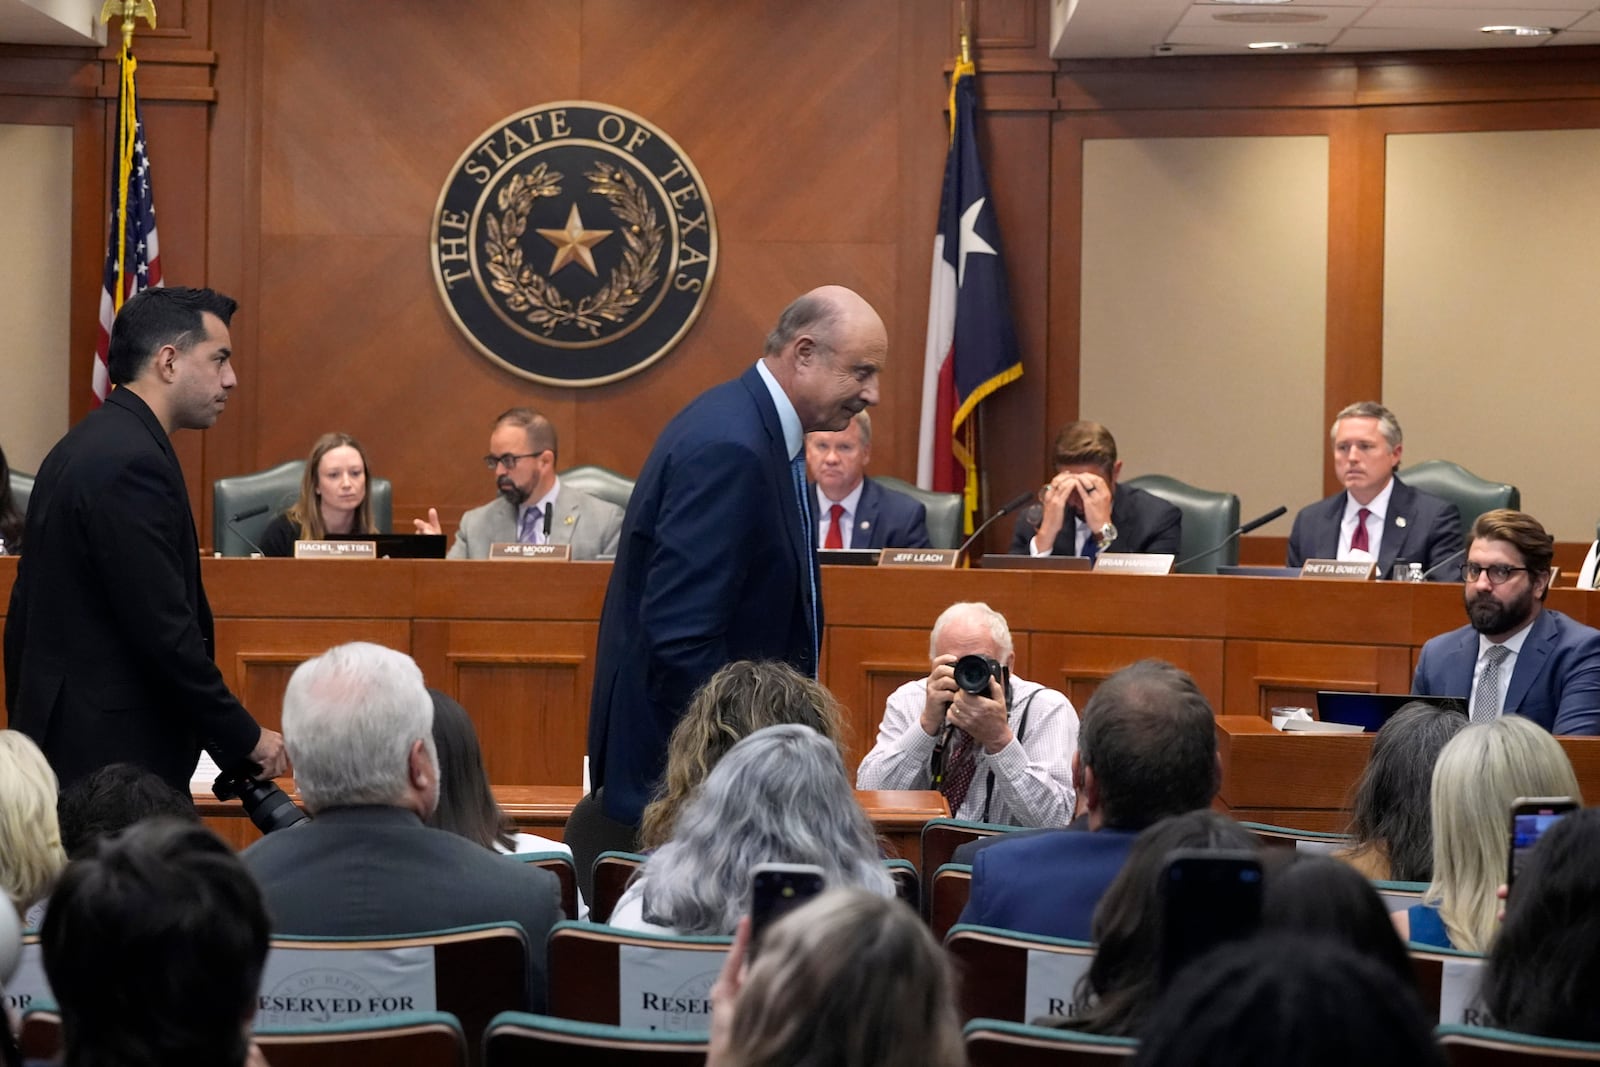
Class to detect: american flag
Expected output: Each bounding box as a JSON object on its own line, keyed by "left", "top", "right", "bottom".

{"left": 92, "top": 50, "right": 162, "bottom": 405}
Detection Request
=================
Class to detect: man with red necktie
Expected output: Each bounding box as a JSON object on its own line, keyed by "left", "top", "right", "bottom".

{"left": 806, "top": 411, "right": 930, "bottom": 551}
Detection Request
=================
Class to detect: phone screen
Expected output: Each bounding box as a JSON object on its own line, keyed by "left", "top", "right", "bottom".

{"left": 749, "top": 864, "right": 826, "bottom": 956}
{"left": 1508, "top": 798, "right": 1577, "bottom": 889}
{"left": 1158, "top": 850, "right": 1263, "bottom": 986}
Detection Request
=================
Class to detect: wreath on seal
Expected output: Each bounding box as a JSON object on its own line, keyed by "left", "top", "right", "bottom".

{"left": 484, "top": 161, "right": 665, "bottom": 337}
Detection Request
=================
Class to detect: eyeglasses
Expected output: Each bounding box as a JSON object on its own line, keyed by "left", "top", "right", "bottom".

{"left": 1461, "top": 562, "right": 1530, "bottom": 585}
{"left": 483, "top": 452, "right": 540, "bottom": 471}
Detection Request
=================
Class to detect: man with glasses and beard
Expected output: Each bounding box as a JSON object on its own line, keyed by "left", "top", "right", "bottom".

{"left": 1413, "top": 509, "right": 1600, "bottom": 734}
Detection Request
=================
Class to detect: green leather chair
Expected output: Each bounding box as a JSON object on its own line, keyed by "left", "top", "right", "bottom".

{"left": 484, "top": 1012, "right": 709, "bottom": 1066}
{"left": 1435, "top": 1024, "right": 1600, "bottom": 1064}
{"left": 1122, "top": 474, "right": 1239, "bottom": 575}
{"left": 562, "top": 464, "right": 635, "bottom": 512}
{"left": 873, "top": 475, "right": 963, "bottom": 550}
{"left": 1400, "top": 460, "right": 1519, "bottom": 533}
{"left": 7, "top": 467, "right": 33, "bottom": 518}
{"left": 212, "top": 460, "right": 394, "bottom": 556}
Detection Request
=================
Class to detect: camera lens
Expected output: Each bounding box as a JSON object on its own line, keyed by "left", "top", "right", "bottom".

{"left": 952, "top": 654, "right": 996, "bottom": 695}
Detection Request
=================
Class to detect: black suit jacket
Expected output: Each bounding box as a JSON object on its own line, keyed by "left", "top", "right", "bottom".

{"left": 4, "top": 388, "right": 259, "bottom": 793}
{"left": 1008, "top": 483, "right": 1182, "bottom": 556}
{"left": 1285, "top": 476, "right": 1463, "bottom": 580}
{"left": 811, "top": 476, "right": 930, "bottom": 550}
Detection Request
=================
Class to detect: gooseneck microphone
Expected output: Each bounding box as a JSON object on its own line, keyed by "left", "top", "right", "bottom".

{"left": 1419, "top": 546, "right": 1467, "bottom": 582}
{"left": 1173, "top": 505, "right": 1288, "bottom": 570}
{"left": 956, "top": 491, "right": 1037, "bottom": 560}
{"left": 226, "top": 504, "right": 270, "bottom": 557}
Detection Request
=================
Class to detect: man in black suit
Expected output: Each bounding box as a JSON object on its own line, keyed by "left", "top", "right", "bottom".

{"left": 1285, "top": 401, "right": 1462, "bottom": 580}
{"left": 1009, "top": 420, "right": 1181, "bottom": 558}
{"left": 807, "top": 411, "right": 930, "bottom": 550}
{"left": 4, "top": 287, "right": 286, "bottom": 794}
{"left": 242, "top": 642, "right": 563, "bottom": 1010}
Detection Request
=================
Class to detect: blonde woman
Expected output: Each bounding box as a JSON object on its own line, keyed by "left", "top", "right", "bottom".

{"left": 0, "top": 731, "right": 68, "bottom": 921}
{"left": 257, "top": 432, "right": 379, "bottom": 557}
{"left": 1393, "top": 716, "right": 1581, "bottom": 952}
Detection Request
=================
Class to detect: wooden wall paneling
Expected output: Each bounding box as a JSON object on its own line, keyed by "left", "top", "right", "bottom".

{"left": 820, "top": 623, "right": 933, "bottom": 778}
{"left": 1224, "top": 573, "right": 1417, "bottom": 647}
{"left": 1030, "top": 632, "right": 1225, "bottom": 713}
{"left": 1222, "top": 639, "right": 1413, "bottom": 718}
{"left": 213, "top": 618, "right": 412, "bottom": 734}
{"left": 1045, "top": 109, "right": 1083, "bottom": 459}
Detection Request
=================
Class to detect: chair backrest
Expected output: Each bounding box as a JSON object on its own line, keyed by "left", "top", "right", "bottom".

{"left": 212, "top": 459, "right": 394, "bottom": 555}
{"left": 930, "top": 863, "right": 973, "bottom": 942}
{"left": 1122, "top": 474, "right": 1240, "bottom": 575}
{"left": 963, "top": 1017, "right": 1137, "bottom": 1066}
{"left": 1238, "top": 821, "right": 1354, "bottom": 853}
{"left": 7, "top": 466, "right": 34, "bottom": 518}
{"left": 591, "top": 850, "right": 646, "bottom": 924}
{"left": 255, "top": 1011, "right": 469, "bottom": 1067}
{"left": 1436, "top": 1024, "right": 1600, "bottom": 1066}
{"left": 562, "top": 464, "right": 636, "bottom": 512}
{"left": 944, "top": 924, "right": 1096, "bottom": 1024}
{"left": 920, "top": 816, "right": 1015, "bottom": 889}
{"left": 885, "top": 856, "right": 921, "bottom": 910}
{"left": 1402, "top": 460, "right": 1519, "bottom": 533}
{"left": 507, "top": 851, "right": 580, "bottom": 920}
{"left": 545, "top": 921, "right": 731, "bottom": 1029}
{"left": 1408, "top": 946, "right": 1489, "bottom": 1027}
{"left": 259, "top": 924, "right": 527, "bottom": 1053}
{"left": 1373, "top": 879, "right": 1429, "bottom": 913}
{"left": 17, "top": 1008, "right": 60, "bottom": 1062}
{"left": 873, "top": 474, "right": 963, "bottom": 549}
{"left": 483, "top": 1011, "right": 709, "bottom": 1067}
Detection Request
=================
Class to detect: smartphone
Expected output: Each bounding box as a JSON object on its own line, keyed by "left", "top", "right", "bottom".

{"left": 748, "top": 862, "right": 826, "bottom": 955}
{"left": 1158, "top": 849, "right": 1263, "bottom": 986}
{"left": 1507, "top": 796, "right": 1577, "bottom": 891}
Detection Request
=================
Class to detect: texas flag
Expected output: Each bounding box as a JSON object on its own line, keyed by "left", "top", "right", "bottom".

{"left": 916, "top": 56, "right": 1023, "bottom": 533}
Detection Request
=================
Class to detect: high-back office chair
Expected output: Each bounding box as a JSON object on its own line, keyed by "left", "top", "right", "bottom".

{"left": 562, "top": 465, "right": 636, "bottom": 512}
{"left": 1435, "top": 1024, "right": 1600, "bottom": 1065}
{"left": 483, "top": 1012, "right": 709, "bottom": 1066}
{"left": 1401, "top": 460, "right": 1519, "bottom": 533}
{"left": 873, "top": 475, "right": 963, "bottom": 549}
{"left": 7, "top": 466, "right": 34, "bottom": 517}
{"left": 1122, "top": 474, "right": 1239, "bottom": 575}
{"left": 212, "top": 460, "right": 394, "bottom": 555}
{"left": 255, "top": 1012, "right": 470, "bottom": 1067}
{"left": 963, "top": 1018, "right": 1137, "bottom": 1066}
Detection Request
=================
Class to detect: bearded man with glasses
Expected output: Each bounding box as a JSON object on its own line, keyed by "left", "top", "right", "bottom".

{"left": 1412, "top": 509, "right": 1600, "bottom": 734}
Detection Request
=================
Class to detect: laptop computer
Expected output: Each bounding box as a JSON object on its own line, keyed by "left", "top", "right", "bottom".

{"left": 338, "top": 533, "right": 448, "bottom": 559}
{"left": 1314, "top": 692, "right": 1467, "bottom": 733}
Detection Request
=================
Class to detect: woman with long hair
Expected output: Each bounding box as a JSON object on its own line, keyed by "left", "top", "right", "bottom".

{"left": 1336, "top": 702, "right": 1466, "bottom": 882}
{"left": 0, "top": 731, "right": 68, "bottom": 921}
{"left": 258, "top": 432, "right": 378, "bottom": 556}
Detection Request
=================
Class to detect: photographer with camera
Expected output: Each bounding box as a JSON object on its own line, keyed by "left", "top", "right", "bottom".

{"left": 855, "top": 602, "right": 1078, "bottom": 827}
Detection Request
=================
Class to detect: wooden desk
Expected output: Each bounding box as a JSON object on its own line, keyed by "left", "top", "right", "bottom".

{"left": 196, "top": 785, "right": 948, "bottom": 866}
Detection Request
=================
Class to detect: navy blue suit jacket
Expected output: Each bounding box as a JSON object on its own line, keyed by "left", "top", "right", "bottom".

{"left": 1286, "top": 476, "right": 1463, "bottom": 580}
{"left": 588, "top": 366, "right": 818, "bottom": 825}
{"left": 1009, "top": 484, "right": 1180, "bottom": 557}
{"left": 812, "top": 476, "right": 930, "bottom": 550}
{"left": 958, "top": 828, "right": 1139, "bottom": 941}
{"left": 1413, "top": 608, "right": 1600, "bottom": 736}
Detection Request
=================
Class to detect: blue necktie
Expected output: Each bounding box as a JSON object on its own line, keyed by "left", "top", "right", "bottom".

{"left": 1082, "top": 526, "right": 1099, "bottom": 563}
{"left": 790, "top": 453, "right": 819, "bottom": 674}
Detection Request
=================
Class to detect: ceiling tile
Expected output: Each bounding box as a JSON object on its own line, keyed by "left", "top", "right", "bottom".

{"left": 1329, "top": 24, "right": 1552, "bottom": 45}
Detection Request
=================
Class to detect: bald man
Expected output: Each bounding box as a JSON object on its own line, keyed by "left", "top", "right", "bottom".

{"left": 587, "top": 285, "right": 888, "bottom": 826}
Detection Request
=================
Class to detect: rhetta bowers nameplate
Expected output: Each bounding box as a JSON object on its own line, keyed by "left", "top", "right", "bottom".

{"left": 431, "top": 102, "right": 718, "bottom": 386}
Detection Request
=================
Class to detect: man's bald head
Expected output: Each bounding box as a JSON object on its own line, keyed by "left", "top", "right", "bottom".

{"left": 763, "top": 285, "right": 887, "bottom": 433}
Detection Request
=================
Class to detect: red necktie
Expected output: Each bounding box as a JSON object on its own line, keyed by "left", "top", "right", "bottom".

{"left": 824, "top": 503, "right": 844, "bottom": 550}
{"left": 1351, "top": 507, "right": 1371, "bottom": 554}
{"left": 940, "top": 731, "right": 979, "bottom": 813}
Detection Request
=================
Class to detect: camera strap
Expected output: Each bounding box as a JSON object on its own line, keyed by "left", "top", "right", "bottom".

{"left": 977, "top": 687, "right": 1040, "bottom": 823}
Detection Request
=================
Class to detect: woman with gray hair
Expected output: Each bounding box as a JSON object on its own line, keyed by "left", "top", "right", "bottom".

{"left": 608, "top": 724, "right": 893, "bottom": 935}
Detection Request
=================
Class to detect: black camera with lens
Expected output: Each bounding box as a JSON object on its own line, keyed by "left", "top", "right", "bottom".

{"left": 952, "top": 654, "right": 1010, "bottom": 698}
{"left": 213, "top": 763, "right": 309, "bottom": 834}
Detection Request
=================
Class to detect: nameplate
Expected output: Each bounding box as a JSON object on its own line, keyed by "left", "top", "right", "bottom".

{"left": 256, "top": 944, "right": 437, "bottom": 1027}
{"left": 1298, "top": 559, "right": 1376, "bottom": 581}
{"left": 293, "top": 540, "right": 377, "bottom": 559}
{"left": 2, "top": 938, "right": 48, "bottom": 1014}
{"left": 1092, "top": 552, "right": 1174, "bottom": 575}
{"left": 617, "top": 942, "right": 729, "bottom": 1031}
{"left": 877, "top": 548, "right": 960, "bottom": 569}
{"left": 489, "top": 542, "right": 572, "bottom": 561}
{"left": 1024, "top": 947, "right": 1093, "bottom": 1021}
{"left": 1439, "top": 956, "right": 1489, "bottom": 1027}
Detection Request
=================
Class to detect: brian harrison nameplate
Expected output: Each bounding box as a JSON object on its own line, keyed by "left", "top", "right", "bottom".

{"left": 431, "top": 102, "right": 718, "bottom": 387}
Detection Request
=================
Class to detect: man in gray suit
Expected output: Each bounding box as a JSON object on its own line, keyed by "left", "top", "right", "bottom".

{"left": 415, "top": 407, "right": 623, "bottom": 559}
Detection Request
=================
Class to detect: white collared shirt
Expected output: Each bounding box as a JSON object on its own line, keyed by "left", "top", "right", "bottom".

{"left": 518, "top": 477, "right": 561, "bottom": 545}
{"left": 1338, "top": 476, "right": 1396, "bottom": 562}
{"left": 754, "top": 359, "right": 804, "bottom": 461}
{"left": 815, "top": 479, "right": 866, "bottom": 549}
{"left": 1470, "top": 616, "right": 1536, "bottom": 720}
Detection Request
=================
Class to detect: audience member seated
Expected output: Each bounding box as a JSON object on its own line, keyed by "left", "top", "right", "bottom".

{"left": 1, "top": 896, "right": 20, "bottom": 1067}
{"left": 1413, "top": 509, "right": 1600, "bottom": 735}
{"left": 0, "top": 732, "right": 66, "bottom": 925}
{"left": 1286, "top": 401, "right": 1462, "bottom": 579}
{"left": 257, "top": 431, "right": 379, "bottom": 557}
{"left": 806, "top": 411, "right": 930, "bottom": 549}
{"left": 609, "top": 724, "right": 893, "bottom": 935}
{"left": 1009, "top": 420, "right": 1181, "bottom": 559}
{"left": 0, "top": 444, "right": 21, "bottom": 555}
{"left": 56, "top": 762, "right": 196, "bottom": 860}
{"left": 1483, "top": 807, "right": 1600, "bottom": 1042}
{"left": 41, "top": 819, "right": 272, "bottom": 1067}
{"left": 1053, "top": 810, "right": 1257, "bottom": 1036}
{"left": 1395, "top": 716, "right": 1581, "bottom": 951}
{"left": 1130, "top": 934, "right": 1445, "bottom": 1067}
{"left": 958, "top": 659, "right": 1220, "bottom": 941}
{"left": 857, "top": 601, "right": 1077, "bottom": 828}
{"left": 1334, "top": 702, "right": 1466, "bottom": 882}
{"left": 1261, "top": 855, "right": 1414, "bottom": 991}
{"left": 414, "top": 406, "right": 623, "bottom": 559}
{"left": 707, "top": 888, "right": 963, "bottom": 1067}
{"left": 241, "top": 642, "right": 562, "bottom": 1009}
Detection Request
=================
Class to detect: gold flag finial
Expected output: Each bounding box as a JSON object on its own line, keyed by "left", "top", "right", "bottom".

{"left": 100, "top": 0, "right": 157, "bottom": 54}
{"left": 959, "top": 0, "right": 972, "bottom": 64}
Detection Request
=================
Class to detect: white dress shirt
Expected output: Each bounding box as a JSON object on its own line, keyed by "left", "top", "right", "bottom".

{"left": 1338, "top": 476, "right": 1396, "bottom": 562}
{"left": 815, "top": 480, "right": 866, "bottom": 549}
{"left": 1470, "top": 620, "right": 1535, "bottom": 720}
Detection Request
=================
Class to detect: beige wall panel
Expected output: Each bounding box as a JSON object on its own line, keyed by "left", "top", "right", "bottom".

{"left": 1080, "top": 137, "right": 1328, "bottom": 528}
{"left": 0, "top": 123, "right": 72, "bottom": 472}
{"left": 1385, "top": 129, "right": 1600, "bottom": 543}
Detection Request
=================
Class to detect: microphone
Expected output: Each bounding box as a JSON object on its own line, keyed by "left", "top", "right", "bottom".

{"left": 956, "top": 491, "right": 1037, "bottom": 560}
{"left": 226, "top": 505, "right": 270, "bottom": 557}
{"left": 1174, "top": 505, "right": 1288, "bottom": 570}
{"left": 1419, "top": 546, "right": 1467, "bottom": 582}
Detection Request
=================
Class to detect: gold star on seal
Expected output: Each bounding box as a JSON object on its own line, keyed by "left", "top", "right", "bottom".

{"left": 536, "top": 204, "right": 612, "bottom": 276}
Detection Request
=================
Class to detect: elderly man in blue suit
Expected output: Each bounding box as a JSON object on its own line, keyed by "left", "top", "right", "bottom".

{"left": 806, "top": 411, "right": 929, "bottom": 550}
{"left": 1413, "top": 509, "right": 1600, "bottom": 735}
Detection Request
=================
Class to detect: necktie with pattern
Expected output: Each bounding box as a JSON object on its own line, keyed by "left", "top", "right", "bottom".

{"left": 518, "top": 504, "right": 543, "bottom": 544}
{"left": 940, "top": 730, "right": 980, "bottom": 812}
{"left": 1472, "top": 644, "right": 1511, "bottom": 724}
{"left": 790, "top": 454, "right": 819, "bottom": 672}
